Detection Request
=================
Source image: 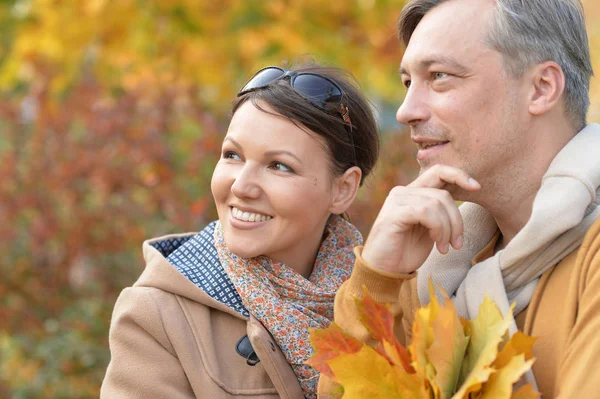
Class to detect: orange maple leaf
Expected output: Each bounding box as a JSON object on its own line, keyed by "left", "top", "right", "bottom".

{"left": 306, "top": 322, "right": 363, "bottom": 378}
{"left": 355, "top": 287, "right": 415, "bottom": 373}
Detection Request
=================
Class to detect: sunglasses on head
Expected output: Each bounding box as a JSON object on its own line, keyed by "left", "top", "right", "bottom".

{"left": 238, "top": 66, "right": 353, "bottom": 133}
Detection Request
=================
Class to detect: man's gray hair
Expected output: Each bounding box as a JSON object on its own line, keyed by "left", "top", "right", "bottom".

{"left": 398, "top": 0, "right": 593, "bottom": 130}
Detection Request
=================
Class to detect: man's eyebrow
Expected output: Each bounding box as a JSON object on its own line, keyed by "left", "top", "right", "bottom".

{"left": 264, "top": 150, "right": 302, "bottom": 163}
{"left": 400, "top": 56, "right": 469, "bottom": 75}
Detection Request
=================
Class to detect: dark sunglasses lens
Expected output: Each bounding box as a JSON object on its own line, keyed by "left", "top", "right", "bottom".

{"left": 293, "top": 74, "right": 343, "bottom": 111}
{"left": 240, "top": 68, "right": 285, "bottom": 93}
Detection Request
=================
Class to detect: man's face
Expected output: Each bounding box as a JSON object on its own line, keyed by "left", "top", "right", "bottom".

{"left": 397, "top": 0, "right": 532, "bottom": 194}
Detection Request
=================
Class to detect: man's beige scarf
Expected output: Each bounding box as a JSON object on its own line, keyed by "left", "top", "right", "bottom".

{"left": 418, "top": 124, "right": 600, "bottom": 333}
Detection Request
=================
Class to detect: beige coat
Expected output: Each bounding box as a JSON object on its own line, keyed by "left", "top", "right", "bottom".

{"left": 101, "top": 233, "right": 304, "bottom": 399}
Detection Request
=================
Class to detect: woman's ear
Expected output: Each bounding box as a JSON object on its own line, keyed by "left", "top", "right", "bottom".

{"left": 329, "top": 166, "right": 362, "bottom": 215}
{"left": 528, "top": 61, "right": 565, "bottom": 116}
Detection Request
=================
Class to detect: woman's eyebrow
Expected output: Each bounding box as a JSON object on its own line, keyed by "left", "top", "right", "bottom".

{"left": 264, "top": 150, "right": 302, "bottom": 163}
{"left": 223, "top": 136, "right": 243, "bottom": 149}
{"left": 224, "top": 137, "right": 302, "bottom": 163}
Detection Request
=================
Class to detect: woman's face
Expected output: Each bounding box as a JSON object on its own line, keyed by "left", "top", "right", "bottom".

{"left": 211, "top": 100, "right": 340, "bottom": 272}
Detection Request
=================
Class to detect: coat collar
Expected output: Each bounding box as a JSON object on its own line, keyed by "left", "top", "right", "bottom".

{"left": 136, "top": 232, "right": 249, "bottom": 321}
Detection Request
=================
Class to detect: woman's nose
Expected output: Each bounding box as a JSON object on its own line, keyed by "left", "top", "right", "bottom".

{"left": 230, "top": 164, "right": 262, "bottom": 199}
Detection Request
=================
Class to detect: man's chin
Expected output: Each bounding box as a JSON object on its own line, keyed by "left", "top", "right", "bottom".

{"left": 417, "top": 160, "right": 445, "bottom": 175}
{"left": 417, "top": 156, "right": 448, "bottom": 172}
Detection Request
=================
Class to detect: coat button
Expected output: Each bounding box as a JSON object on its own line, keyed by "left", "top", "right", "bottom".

{"left": 269, "top": 341, "right": 276, "bottom": 352}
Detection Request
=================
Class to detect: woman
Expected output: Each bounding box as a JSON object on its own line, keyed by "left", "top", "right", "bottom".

{"left": 101, "top": 62, "right": 379, "bottom": 398}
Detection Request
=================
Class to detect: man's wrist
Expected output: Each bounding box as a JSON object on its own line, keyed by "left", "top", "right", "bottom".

{"left": 361, "top": 245, "right": 411, "bottom": 275}
{"left": 347, "top": 247, "right": 415, "bottom": 303}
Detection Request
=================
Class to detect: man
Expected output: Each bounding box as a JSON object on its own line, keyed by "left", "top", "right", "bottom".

{"left": 319, "top": 0, "right": 600, "bottom": 397}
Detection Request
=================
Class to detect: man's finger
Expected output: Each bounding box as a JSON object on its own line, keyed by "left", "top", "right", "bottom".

{"left": 409, "top": 164, "right": 480, "bottom": 191}
{"left": 393, "top": 187, "right": 465, "bottom": 251}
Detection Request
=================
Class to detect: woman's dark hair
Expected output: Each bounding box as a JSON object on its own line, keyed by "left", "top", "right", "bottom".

{"left": 231, "top": 61, "right": 379, "bottom": 186}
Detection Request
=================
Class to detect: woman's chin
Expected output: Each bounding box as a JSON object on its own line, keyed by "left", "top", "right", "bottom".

{"left": 226, "top": 244, "right": 263, "bottom": 260}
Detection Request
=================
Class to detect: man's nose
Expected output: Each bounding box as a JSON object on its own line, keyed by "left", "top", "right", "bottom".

{"left": 396, "top": 84, "right": 430, "bottom": 126}
{"left": 231, "top": 164, "right": 262, "bottom": 199}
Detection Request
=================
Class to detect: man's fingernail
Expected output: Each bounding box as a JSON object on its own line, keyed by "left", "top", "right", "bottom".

{"left": 441, "top": 243, "right": 449, "bottom": 254}
{"left": 468, "top": 178, "right": 480, "bottom": 187}
{"left": 455, "top": 235, "right": 463, "bottom": 249}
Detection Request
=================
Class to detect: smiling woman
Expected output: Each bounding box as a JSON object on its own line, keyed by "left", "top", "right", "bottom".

{"left": 213, "top": 100, "right": 356, "bottom": 279}
{"left": 100, "top": 61, "right": 379, "bottom": 399}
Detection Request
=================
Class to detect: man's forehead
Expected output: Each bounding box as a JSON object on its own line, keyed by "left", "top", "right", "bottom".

{"left": 399, "top": 1, "right": 496, "bottom": 72}
{"left": 405, "top": 0, "right": 495, "bottom": 45}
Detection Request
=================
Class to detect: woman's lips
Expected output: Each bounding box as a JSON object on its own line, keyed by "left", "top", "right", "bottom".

{"left": 228, "top": 207, "right": 272, "bottom": 230}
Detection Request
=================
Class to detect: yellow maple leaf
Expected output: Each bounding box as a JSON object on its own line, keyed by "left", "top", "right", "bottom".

{"left": 410, "top": 302, "right": 434, "bottom": 376}
{"left": 426, "top": 288, "right": 469, "bottom": 399}
{"left": 479, "top": 354, "right": 536, "bottom": 399}
{"left": 409, "top": 282, "right": 469, "bottom": 399}
{"left": 452, "top": 297, "right": 514, "bottom": 399}
{"left": 328, "top": 345, "right": 427, "bottom": 399}
{"left": 493, "top": 332, "right": 536, "bottom": 370}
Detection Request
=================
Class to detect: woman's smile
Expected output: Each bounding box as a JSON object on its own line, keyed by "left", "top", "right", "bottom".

{"left": 228, "top": 206, "right": 274, "bottom": 230}
{"left": 231, "top": 206, "right": 273, "bottom": 222}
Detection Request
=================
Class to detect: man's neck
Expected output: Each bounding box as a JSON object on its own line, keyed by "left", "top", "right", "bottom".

{"left": 486, "top": 121, "right": 578, "bottom": 251}
{"left": 491, "top": 189, "right": 537, "bottom": 252}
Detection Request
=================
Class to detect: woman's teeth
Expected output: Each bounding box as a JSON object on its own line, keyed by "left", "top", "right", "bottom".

{"left": 232, "top": 207, "right": 272, "bottom": 222}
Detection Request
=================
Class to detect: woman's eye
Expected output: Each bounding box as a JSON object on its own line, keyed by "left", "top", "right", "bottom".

{"left": 270, "top": 161, "right": 293, "bottom": 173}
{"left": 223, "top": 151, "right": 241, "bottom": 161}
{"left": 403, "top": 79, "right": 411, "bottom": 88}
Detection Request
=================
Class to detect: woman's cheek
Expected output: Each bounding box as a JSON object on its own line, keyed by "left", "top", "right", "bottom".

{"left": 211, "top": 164, "right": 230, "bottom": 203}
{"left": 277, "top": 180, "right": 322, "bottom": 213}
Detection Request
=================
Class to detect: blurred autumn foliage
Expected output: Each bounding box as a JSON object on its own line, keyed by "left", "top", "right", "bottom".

{"left": 0, "top": 1, "right": 412, "bottom": 397}
{"left": 0, "top": 0, "right": 598, "bottom": 398}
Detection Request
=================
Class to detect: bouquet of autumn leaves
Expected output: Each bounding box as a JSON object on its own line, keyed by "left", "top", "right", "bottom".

{"left": 307, "top": 283, "right": 540, "bottom": 399}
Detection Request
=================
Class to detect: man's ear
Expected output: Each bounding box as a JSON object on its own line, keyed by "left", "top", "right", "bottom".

{"left": 329, "top": 166, "right": 362, "bottom": 215}
{"left": 528, "top": 61, "right": 565, "bottom": 116}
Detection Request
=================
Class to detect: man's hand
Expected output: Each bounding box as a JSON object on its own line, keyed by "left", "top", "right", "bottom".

{"left": 362, "top": 165, "right": 481, "bottom": 274}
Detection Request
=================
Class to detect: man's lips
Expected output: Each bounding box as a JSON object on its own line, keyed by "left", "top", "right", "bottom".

{"left": 414, "top": 140, "right": 450, "bottom": 150}
{"left": 415, "top": 140, "right": 450, "bottom": 161}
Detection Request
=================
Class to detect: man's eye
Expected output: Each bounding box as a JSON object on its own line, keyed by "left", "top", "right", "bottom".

{"left": 224, "top": 151, "right": 241, "bottom": 161}
{"left": 270, "top": 161, "right": 293, "bottom": 173}
{"left": 433, "top": 72, "right": 448, "bottom": 79}
{"left": 403, "top": 79, "right": 412, "bottom": 88}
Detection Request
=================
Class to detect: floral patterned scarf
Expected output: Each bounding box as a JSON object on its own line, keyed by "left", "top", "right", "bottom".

{"left": 214, "top": 214, "right": 362, "bottom": 398}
